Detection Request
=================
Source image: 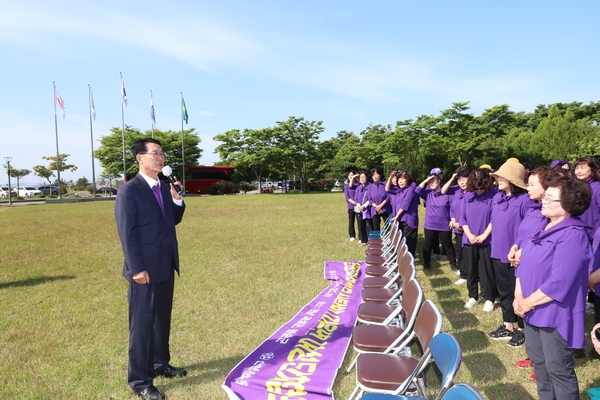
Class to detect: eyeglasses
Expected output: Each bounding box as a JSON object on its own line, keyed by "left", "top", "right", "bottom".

{"left": 140, "top": 151, "right": 166, "bottom": 159}
{"left": 541, "top": 194, "right": 561, "bottom": 204}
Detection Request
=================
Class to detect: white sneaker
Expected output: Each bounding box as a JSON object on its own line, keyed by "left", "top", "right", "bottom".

{"left": 464, "top": 298, "right": 478, "bottom": 309}
{"left": 455, "top": 269, "right": 461, "bottom": 276}
{"left": 455, "top": 278, "right": 467, "bottom": 285}
{"left": 350, "top": 237, "right": 355, "bottom": 242}
{"left": 483, "top": 300, "right": 494, "bottom": 312}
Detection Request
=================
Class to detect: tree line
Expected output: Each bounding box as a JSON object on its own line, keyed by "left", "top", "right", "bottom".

{"left": 213, "top": 101, "right": 600, "bottom": 191}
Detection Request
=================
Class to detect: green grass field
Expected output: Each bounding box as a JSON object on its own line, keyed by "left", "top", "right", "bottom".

{"left": 1, "top": 193, "right": 600, "bottom": 399}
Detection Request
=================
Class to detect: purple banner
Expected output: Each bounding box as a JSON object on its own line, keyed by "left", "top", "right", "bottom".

{"left": 222, "top": 261, "right": 366, "bottom": 400}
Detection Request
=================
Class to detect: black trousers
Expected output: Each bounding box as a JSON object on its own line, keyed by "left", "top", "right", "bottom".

{"left": 455, "top": 232, "right": 466, "bottom": 279}
{"left": 525, "top": 323, "right": 580, "bottom": 400}
{"left": 492, "top": 258, "right": 517, "bottom": 323}
{"left": 400, "top": 221, "right": 417, "bottom": 258}
{"left": 128, "top": 270, "right": 174, "bottom": 391}
{"left": 347, "top": 209, "right": 357, "bottom": 239}
{"left": 357, "top": 213, "right": 368, "bottom": 243}
{"left": 371, "top": 212, "right": 390, "bottom": 231}
{"left": 422, "top": 229, "right": 456, "bottom": 269}
{"left": 462, "top": 244, "right": 496, "bottom": 301}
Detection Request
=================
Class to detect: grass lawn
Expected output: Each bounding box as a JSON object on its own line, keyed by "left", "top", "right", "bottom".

{"left": 1, "top": 193, "right": 600, "bottom": 399}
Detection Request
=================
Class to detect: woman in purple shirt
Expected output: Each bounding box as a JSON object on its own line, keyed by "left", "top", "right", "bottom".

{"left": 487, "top": 161, "right": 533, "bottom": 342}
{"left": 415, "top": 173, "right": 457, "bottom": 271}
{"left": 514, "top": 176, "right": 592, "bottom": 400}
{"left": 351, "top": 171, "right": 370, "bottom": 246}
{"left": 574, "top": 156, "right": 600, "bottom": 233}
{"left": 344, "top": 171, "right": 359, "bottom": 242}
{"left": 366, "top": 168, "right": 391, "bottom": 232}
{"left": 388, "top": 169, "right": 420, "bottom": 257}
{"left": 442, "top": 166, "right": 471, "bottom": 285}
{"left": 460, "top": 168, "right": 496, "bottom": 310}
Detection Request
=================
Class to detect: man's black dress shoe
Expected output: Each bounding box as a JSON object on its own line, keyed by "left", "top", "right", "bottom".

{"left": 135, "top": 385, "right": 165, "bottom": 400}
{"left": 156, "top": 365, "right": 187, "bottom": 378}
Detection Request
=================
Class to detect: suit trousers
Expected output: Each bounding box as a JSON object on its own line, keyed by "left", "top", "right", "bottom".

{"left": 128, "top": 269, "right": 175, "bottom": 390}
{"left": 525, "top": 323, "right": 580, "bottom": 400}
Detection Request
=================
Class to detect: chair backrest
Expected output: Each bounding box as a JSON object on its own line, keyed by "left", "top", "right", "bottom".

{"left": 441, "top": 383, "right": 485, "bottom": 400}
{"left": 428, "top": 333, "right": 463, "bottom": 400}
{"left": 398, "top": 251, "right": 415, "bottom": 283}
{"left": 398, "top": 279, "right": 423, "bottom": 332}
{"left": 393, "top": 300, "right": 442, "bottom": 356}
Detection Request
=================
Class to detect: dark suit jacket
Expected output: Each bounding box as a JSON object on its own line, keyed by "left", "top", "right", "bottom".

{"left": 115, "top": 173, "right": 185, "bottom": 283}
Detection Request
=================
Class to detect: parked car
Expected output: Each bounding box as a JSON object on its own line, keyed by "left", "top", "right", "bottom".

{"left": 95, "top": 186, "right": 117, "bottom": 195}
{"left": 37, "top": 185, "right": 60, "bottom": 196}
{"left": 16, "top": 186, "right": 42, "bottom": 197}
{"left": 0, "top": 186, "right": 17, "bottom": 198}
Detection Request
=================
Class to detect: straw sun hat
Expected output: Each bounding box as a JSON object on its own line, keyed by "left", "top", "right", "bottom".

{"left": 490, "top": 161, "right": 527, "bottom": 189}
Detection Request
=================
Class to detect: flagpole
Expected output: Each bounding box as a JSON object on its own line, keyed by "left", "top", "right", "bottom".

{"left": 150, "top": 90, "right": 155, "bottom": 138}
{"left": 89, "top": 84, "right": 97, "bottom": 198}
{"left": 120, "top": 72, "right": 127, "bottom": 182}
{"left": 53, "top": 81, "right": 62, "bottom": 199}
{"left": 180, "top": 92, "right": 185, "bottom": 189}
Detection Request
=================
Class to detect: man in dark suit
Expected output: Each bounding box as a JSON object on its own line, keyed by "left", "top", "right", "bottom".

{"left": 115, "top": 138, "right": 186, "bottom": 400}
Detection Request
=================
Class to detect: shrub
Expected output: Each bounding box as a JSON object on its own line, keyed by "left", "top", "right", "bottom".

{"left": 205, "top": 181, "right": 238, "bottom": 195}
{"left": 307, "top": 179, "right": 335, "bottom": 192}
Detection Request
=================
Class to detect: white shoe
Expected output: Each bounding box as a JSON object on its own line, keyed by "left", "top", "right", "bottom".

{"left": 464, "top": 298, "right": 478, "bottom": 309}
{"left": 455, "top": 269, "right": 461, "bottom": 275}
{"left": 483, "top": 300, "right": 494, "bottom": 312}
{"left": 350, "top": 237, "right": 355, "bottom": 242}
{"left": 455, "top": 278, "right": 467, "bottom": 285}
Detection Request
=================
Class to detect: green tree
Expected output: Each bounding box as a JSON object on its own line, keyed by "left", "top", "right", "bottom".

{"left": 95, "top": 127, "right": 202, "bottom": 180}
{"left": 276, "top": 117, "right": 324, "bottom": 193}
{"left": 6, "top": 167, "right": 30, "bottom": 192}
{"left": 72, "top": 177, "right": 90, "bottom": 190}
{"left": 214, "top": 127, "right": 283, "bottom": 193}
{"left": 527, "top": 105, "right": 590, "bottom": 165}
{"left": 33, "top": 165, "right": 55, "bottom": 186}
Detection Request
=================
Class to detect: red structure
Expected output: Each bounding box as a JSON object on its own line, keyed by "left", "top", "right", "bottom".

{"left": 184, "top": 165, "right": 234, "bottom": 194}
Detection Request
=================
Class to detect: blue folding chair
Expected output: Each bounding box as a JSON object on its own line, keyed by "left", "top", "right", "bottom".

{"left": 351, "top": 332, "right": 462, "bottom": 400}
{"left": 360, "top": 382, "right": 484, "bottom": 400}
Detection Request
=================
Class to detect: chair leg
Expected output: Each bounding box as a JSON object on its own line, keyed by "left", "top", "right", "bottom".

{"left": 347, "top": 385, "right": 362, "bottom": 400}
{"left": 345, "top": 354, "right": 358, "bottom": 375}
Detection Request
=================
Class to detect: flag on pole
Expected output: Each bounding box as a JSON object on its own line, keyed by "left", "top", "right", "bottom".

{"left": 181, "top": 96, "right": 188, "bottom": 124}
{"left": 56, "top": 89, "right": 66, "bottom": 118}
{"left": 89, "top": 86, "right": 96, "bottom": 120}
{"left": 121, "top": 75, "right": 128, "bottom": 106}
{"left": 150, "top": 92, "right": 156, "bottom": 129}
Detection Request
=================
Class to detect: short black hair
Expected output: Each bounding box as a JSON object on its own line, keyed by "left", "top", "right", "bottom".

{"left": 547, "top": 175, "right": 592, "bottom": 217}
{"left": 455, "top": 166, "right": 471, "bottom": 179}
{"left": 131, "top": 138, "right": 162, "bottom": 157}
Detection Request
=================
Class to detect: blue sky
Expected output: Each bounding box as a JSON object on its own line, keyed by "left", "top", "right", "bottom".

{"left": 2, "top": 0, "right": 599, "bottom": 183}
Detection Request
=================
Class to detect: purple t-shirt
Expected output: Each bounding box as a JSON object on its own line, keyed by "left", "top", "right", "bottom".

{"left": 354, "top": 183, "right": 371, "bottom": 219}
{"left": 344, "top": 183, "right": 358, "bottom": 210}
{"left": 515, "top": 202, "right": 545, "bottom": 248}
{"left": 516, "top": 217, "right": 592, "bottom": 348}
{"left": 367, "top": 181, "right": 392, "bottom": 215}
{"left": 394, "top": 183, "right": 420, "bottom": 229}
{"left": 449, "top": 186, "right": 467, "bottom": 235}
{"left": 491, "top": 192, "right": 534, "bottom": 263}
{"left": 591, "top": 226, "right": 600, "bottom": 294}
{"left": 579, "top": 179, "right": 600, "bottom": 233}
{"left": 415, "top": 186, "right": 451, "bottom": 231}
{"left": 460, "top": 189, "right": 495, "bottom": 246}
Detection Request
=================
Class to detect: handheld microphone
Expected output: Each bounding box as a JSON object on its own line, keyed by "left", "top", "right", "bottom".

{"left": 161, "top": 166, "right": 183, "bottom": 195}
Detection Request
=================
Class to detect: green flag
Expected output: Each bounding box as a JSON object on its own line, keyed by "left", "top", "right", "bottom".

{"left": 181, "top": 97, "right": 189, "bottom": 124}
